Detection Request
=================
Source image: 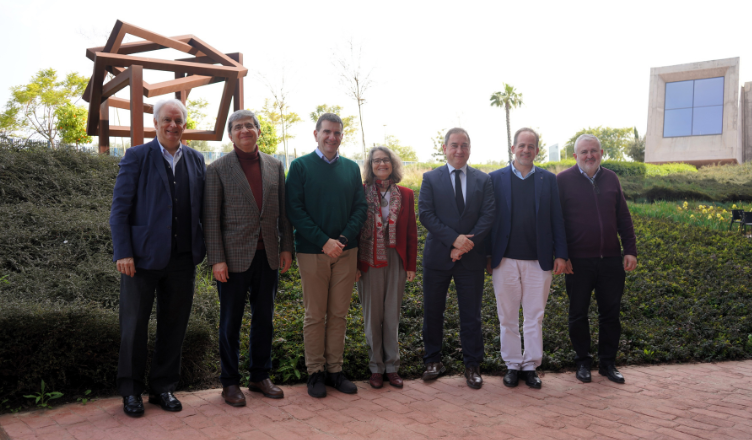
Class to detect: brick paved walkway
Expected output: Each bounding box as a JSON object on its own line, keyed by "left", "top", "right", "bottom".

{"left": 2, "top": 361, "right": 751, "bottom": 439}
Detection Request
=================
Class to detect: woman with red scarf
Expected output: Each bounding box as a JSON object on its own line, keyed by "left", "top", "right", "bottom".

{"left": 355, "top": 146, "right": 418, "bottom": 389}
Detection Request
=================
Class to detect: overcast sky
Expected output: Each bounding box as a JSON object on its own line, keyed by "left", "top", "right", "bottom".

{"left": 2, "top": 0, "right": 750, "bottom": 163}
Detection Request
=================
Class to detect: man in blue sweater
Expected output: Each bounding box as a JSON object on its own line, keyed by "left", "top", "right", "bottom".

{"left": 487, "top": 128, "right": 567, "bottom": 389}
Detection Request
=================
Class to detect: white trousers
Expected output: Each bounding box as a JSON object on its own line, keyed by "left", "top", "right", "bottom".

{"left": 492, "top": 258, "right": 552, "bottom": 371}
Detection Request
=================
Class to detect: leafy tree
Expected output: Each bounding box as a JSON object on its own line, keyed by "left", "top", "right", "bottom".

{"left": 0, "top": 101, "right": 22, "bottom": 137}
{"left": 185, "top": 98, "right": 212, "bottom": 151}
{"left": 186, "top": 98, "right": 209, "bottom": 130}
{"left": 384, "top": 134, "right": 418, "bottom": 161}
{"left": 431, "top": 130, "right": 446, "bottom": 161}
{"left": 564, "top": 126, "right": 633, "bottom": 160}
{"left": 9, "top": 68, "right": 88, "bottom": 143}
{"left": 258, "top": 98, "right": 301, "bottom": 162}
{"left": 256, "top": 115, "right": 280, "bottom": 155}
{"left": 490, "top": 84, "right": 523, "bottom": 163}
{"left": 54, "top": 103, "right": 91, "bottom": 146}
{"left": 309, "top": 104, "right": 359, "bottom": 145}
{"left": 626, "top": 127, "right": 646, "bottom": 162}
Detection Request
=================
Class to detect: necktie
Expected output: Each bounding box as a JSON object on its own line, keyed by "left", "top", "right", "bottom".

{"left": 454, "top": 169, "right": 465, "bottom": 215}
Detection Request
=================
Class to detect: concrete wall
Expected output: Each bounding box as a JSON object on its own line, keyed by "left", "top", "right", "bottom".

{"left": 741, "top": 82, "right": 752, "bottom": 164}
{"left": 645, "top": 57, "right": 740, "bottom": 165}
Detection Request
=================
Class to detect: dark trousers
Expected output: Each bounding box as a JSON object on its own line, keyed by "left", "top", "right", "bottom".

{"left": 565, "top": 257, "right": 626, "bottom": 366}
{"left": 117, "top": 253, "right": 195, "bottom": 396}
{"left": 217, "top": 250, "right": 278, "bottom": 386}
{"left": 422, "top": 264, "right": 485, "bottom": 367}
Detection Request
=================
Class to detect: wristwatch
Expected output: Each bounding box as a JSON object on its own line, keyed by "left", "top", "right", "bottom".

{"left": 338, "top": 235, "right": 348, "bottom": 245}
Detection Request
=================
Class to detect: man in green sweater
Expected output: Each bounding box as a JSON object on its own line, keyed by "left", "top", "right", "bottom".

{"left": 285, "top": 113, "right": 368, "bottom": 398}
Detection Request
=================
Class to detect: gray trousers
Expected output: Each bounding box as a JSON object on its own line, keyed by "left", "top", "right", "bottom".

{"left": 357, "top": 248, "right": 407, "bottom": 374}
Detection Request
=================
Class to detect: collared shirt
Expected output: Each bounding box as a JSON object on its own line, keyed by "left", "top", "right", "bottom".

{"left": 510, "top": 161, "right": 536, "bottom": 180}
{"left": 158, "top": 140, "right": 183, "bottom": 176}
{"left": 446, "top": 162, "right": 468, "bottom": 202}
{"left": 577, "top": 165, "right": 601, "bottom": 184}
{"left": 315, "top": 147, "right": 339, "bottom": 164}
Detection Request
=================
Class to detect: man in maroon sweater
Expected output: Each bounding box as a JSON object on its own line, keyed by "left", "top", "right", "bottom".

{"left": 557, "top": 134, "right": 637, "bottom": 384}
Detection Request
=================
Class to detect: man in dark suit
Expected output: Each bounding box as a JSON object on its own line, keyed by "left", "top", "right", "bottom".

{"left": 203, "top": 110, "right": 294, "bottom": 406}
{"left": 110, "top": 98, "right": 206, "bottom": 417}
{"left": 418, "top": 127, "right": 495, "bottom": 389}
{"left": 486, "top": 127, "right": 567, "bottom": 389}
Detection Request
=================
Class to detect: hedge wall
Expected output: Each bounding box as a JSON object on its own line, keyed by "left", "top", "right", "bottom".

{"left": 0, "top": 144, "right": 219, "bottom": 409}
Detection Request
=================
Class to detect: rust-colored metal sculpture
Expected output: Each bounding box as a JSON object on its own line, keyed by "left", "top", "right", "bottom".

{"left": 83, "top": 20, "right": 247, "bottom": 153}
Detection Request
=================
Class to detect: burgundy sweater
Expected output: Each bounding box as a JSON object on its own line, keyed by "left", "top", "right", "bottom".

{"left": 234, "top": 145, "right": 264, "bottom": 249}
{"left": 556, "top": 165, "right": 637, "bottom": 259}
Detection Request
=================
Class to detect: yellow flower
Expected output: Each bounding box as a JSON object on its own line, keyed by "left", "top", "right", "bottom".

{"left": 732, "top": 204, "right": 738, "bottom": 209}
{"left": 702, "top": 209, "right": 707, "bottom": 214}
{"left": 677, "top": 206, "right": 682, "bottom": 211}
{"left": 690, "top": 215, "right": 695, "bottom": 219}
{"left": 717, "top": 213, "right": 722, "bottom": 218}
{"left": 683, "top": 201, "right": 689, "bottom": 207}
{"left": 708, "top": 215, "right": 713, "bottom": 220}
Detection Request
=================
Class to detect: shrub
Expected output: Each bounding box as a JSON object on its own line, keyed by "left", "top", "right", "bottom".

{"left": 0, "top": 143, "right": 219, "bottom": 410}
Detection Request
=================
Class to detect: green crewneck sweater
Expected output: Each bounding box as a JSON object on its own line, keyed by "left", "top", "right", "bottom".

{"left": 285, "top": 151, "right": 368, "bottom": 254}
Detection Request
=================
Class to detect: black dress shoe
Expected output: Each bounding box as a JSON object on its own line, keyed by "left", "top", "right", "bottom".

{"left": 464, "top": 365, "right": 483, "bottom": 389}
{"left": 503, "top": 369, "right": 519, "bottom": 387}
{"left": 325, "top": 372, "right": 358, "bottom": 394}
{"left": 148, "top": 392, "right": 182, "bottom": 411}
{"left": 576, "top": 364, "right": 592, "bottom": 383}
{"left": 123, "top": 395, "right": 144, "bottom": 417}
{"left": 422, "top": 362, "right": 446, "bottom": 381}
{"left": 599, "top": 364, "right": 625, "bottom": 384}
{"left": 307, "top": 371, "right": 327, "bottom": 398}
{"left": 523, "top": 370, "right": 542, "bottom": 389}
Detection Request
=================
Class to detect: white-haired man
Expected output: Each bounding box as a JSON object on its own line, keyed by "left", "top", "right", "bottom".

{"left": 557, "top": 134, "right": 637, "bottom": 384}
{"left": 110, "top": 98, "right": 206, "bottom": 417}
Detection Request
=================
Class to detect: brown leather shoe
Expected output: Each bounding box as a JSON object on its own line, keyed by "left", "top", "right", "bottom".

{"left": 249, "top": 378, "right": 284, "bottom": 399}
{"left": 221, "top": 385, "right": 246, "bottom": 407}
{"left": 422, "top": 362, "right": 446, "bottom": 381}
{"left": 386, "top": 372, "right": 403, "bottom": 388}
{"left": 369, "top": 373, "right": 384, "bottom": 389}
{"left": 464, "top": 365, "right": 483, "bottom": 389}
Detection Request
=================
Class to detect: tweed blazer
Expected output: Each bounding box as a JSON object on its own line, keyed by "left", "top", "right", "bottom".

{"left": 203, "top": 150, "right": 294, "bottom": 273}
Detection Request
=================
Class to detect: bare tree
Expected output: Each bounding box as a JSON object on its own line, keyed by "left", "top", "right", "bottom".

{"left": 334, "top": 39, "right": 373, "bottom": 159}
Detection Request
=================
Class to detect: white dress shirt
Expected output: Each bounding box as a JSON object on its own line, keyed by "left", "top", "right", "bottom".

{"left": 446, "top": 162, "right": 468, "bottom": 202}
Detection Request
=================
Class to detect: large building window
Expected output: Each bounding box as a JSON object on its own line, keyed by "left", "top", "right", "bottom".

{"left": 663, "top": 77, "right": 724, "bottom": 137}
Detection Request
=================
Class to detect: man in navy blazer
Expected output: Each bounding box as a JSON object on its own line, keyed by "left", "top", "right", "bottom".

{"left": 486, "top": 127, "right": 567, "bottom": 389}
{"left": 418, "top": 127, "right": 495, "bottom": 389}
{"left": 109, "top": 98, "right": 206, "bottom": 417}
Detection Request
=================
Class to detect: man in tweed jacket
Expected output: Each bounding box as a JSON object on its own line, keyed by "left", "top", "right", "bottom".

{"left": 203, "top": 110, "right": 294, "bottom": 406}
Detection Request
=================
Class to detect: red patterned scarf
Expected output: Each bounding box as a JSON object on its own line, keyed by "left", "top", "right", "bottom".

{"left": 358, "top": 180, "right": 401, "bottom": 268}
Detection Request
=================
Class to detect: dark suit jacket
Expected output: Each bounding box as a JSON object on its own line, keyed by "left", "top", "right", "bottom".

{"left": 110, "top": 138, "right": 206, "bottom": 270}
{"left": 487, "top": 165, "right": 568, "bottom": 272}
{"left": 203, "top": 150, "right": 294, "bottom": 273}
{"left": 418, "top": 165, "right": 495, "bottom": 271}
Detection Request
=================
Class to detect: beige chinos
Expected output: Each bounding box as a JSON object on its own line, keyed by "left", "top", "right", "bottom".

{"left": 298, "top": 248, "right": 358, "bottom": 375}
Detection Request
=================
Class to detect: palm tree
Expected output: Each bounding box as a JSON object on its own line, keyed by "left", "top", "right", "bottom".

{"left": 490, "top": 84, "right": 523, "bottom": 163}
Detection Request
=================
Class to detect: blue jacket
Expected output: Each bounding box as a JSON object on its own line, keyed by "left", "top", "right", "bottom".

{"left": 487, "top": 165, "right": 568, "bottom": 271}
{"left": 418, "top": 165, "right": 495, "bottom": 271}
{"left": 109, "top": 138, "right": 206, "bottom": 270}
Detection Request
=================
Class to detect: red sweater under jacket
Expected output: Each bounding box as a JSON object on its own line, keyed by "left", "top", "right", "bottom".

{"left": 556, "top": 165, "right": 637, "bottom": 259}
{"left": 358, "top": 185, "right": 418, "bottom": 273}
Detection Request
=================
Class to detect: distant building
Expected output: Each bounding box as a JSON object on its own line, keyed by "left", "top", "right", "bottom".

{"left": 548, "top": 143, "right": 560, "bottom": 162}
{"left": 646, "top": 57, "right": 752, "bottom": 165}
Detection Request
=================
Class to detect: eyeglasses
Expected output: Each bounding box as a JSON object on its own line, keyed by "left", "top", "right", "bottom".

{"left": 232, "top": 123, "right": 258, "bottom": 132}
{"left": 372, "top": 158, "right": 392, "bottom": 165}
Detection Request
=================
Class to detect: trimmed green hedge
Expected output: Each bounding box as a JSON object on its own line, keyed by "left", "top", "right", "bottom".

{"left": 0, "top": 144, "right": 219, "bottom": 410}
